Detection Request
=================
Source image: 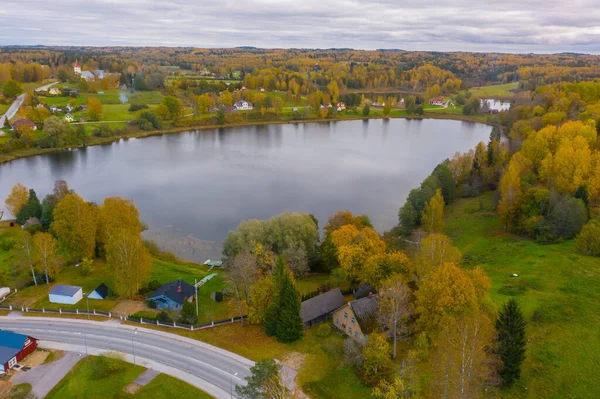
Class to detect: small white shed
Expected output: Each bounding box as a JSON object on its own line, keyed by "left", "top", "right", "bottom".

{"left": 0, "top": 287, "right": 10, "bottom": 301}
{"left": 49, "top": 284, "right": 83, "bottom": 305}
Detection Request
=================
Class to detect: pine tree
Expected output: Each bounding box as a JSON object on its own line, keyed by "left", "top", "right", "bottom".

{"left": 264, "top": 256, "right": 285, "bottom": 336}
{"left": 275, "top": 270, "right": 303, "bottom": 343}
{"left": 496, "top": 299, "right": 527, "bottom": 387}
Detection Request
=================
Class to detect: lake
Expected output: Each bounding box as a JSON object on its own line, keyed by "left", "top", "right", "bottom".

{"left": 0, "top": 119, "right": 490, "bottom": 261}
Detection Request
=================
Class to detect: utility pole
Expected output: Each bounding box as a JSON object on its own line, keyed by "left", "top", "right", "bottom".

{"left": 85, "top": 293, "right": 90, "bottom": 320}
{"left": 195, "top": 278, "right": 198, "bottom": 317}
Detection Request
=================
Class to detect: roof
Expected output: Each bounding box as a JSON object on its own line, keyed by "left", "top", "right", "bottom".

{"left": 148, "top": 280, "right": 195, "bottom": 305}
{"left": 12, "top": 119, "right": 35, "bottom": 128}
{"left": 49, "top": 284, "right": 82, "bottom": 297}
{"left": 354, "top": 282, "right": 375, "bottom": 300}
{"left": 92, "top": 283, "right": 109, "bottom": 299}
{"left": 300, "top": 288, "right": 346, "bottom": 323}
{"left": 74, "top": 60, "right": 80, "bottom": 68}
{"left": 24, "top": 217, "right": 41, "bottom": 225}
{"left": 350, "top": 296, "right": 379, "bottom": 334}
{"left": 0, "top": 330, "right": 28, "bottom": 364}
{"left": 81, "top": 71, "right": 94, "bottom": 78}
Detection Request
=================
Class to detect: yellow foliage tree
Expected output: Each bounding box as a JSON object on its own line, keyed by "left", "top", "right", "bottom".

{"left": 416, "top": 234, "right": 461, "bottom": 278}
{"left": 363, "top": 251, "right": 412, "bottom": 287}
{"left": 542, "top": 136, "right": 592, "bottom": 195}
{"left": 106, "top": 230, "right": 151, "bottom": 298}
{"left": 34, "top": 232, "right": 61, "bottom": 285}
{"left": 4, "top": 183, "right": 29, "bottom": 217}
{"left": 415, "top": 262, "right": 477, "bottom": 334}
{"left": 97, "top": 197, "right": 141, "bottom": 250}
{"left": 52, "top": 193, "right": 97, "bottom": 261}
{"left": 247, "top": 276, "right": 275, "bottom": 324}
{"left": 330, "top": 225, "right": 386, "bottom": 281}
{"left": 86, "top": 97, "right": 103, "bottom": 121}
{"left": 498, "top": 153, "right": 526, "bottom": 231}
{"left": 421, "top": 189, "right": 444, "bottom": 234}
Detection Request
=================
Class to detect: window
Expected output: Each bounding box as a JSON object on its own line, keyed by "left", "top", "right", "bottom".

{"left": 354, "top": 332, "right": 358, "bottom": 338}
{"left": 348, "top": 327, "right": 352, "bottom": 334}
{"left": 351, "top": 317, "right": 355, "bottom": 324}
{"left": 336, "top": 318, "right": 339, "bottom": 325}
{"left": 344, "top": 312, "right": 347, "bottom": 318}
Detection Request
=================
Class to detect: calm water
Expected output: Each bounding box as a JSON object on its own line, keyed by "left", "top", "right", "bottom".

{"left": 0, "top": 119, "right": 490, "bottom": 261}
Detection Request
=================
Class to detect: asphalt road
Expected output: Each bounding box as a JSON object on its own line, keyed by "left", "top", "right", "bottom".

{"left": 0, "top": 318, "right": 252, "bottom": 398}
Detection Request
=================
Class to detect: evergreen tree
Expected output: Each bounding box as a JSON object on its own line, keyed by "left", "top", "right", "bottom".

{"left": 264, "top": 256, "right": 285, "bottom": 336}
{"left": 180, "top": 299, "right": 198, "bottom": 325}
{"left": 496, "top": 299, "right": 527, "bottom": 387}
{"left": 275, "top": 269, "right": 303, "bottom": 343}
{"left": 40, "top": 195, "right": 56, "bottom": 230}
{"left": 16, "top": 189, "right": 42, "bottom": 225}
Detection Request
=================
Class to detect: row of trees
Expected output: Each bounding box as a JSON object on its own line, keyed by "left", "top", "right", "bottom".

{"left": 4, "top": 181, "right": 151, "bottom": 297}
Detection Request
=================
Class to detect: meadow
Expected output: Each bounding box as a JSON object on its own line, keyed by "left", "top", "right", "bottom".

{"left": 445, "top": 192, "right": 600, "bottom": 398}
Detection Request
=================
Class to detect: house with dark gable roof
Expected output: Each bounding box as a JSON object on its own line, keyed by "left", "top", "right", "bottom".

{"left": 353, "top": 282, "right": 375, "bottom": 300}
{"left": 300, "top": 288, "right": 346, "bottom": 329}
{"left": 332, "top": 294, "right": 379, "bottom": 343}
{"left": 147, "top": 280, "right": 195, "bottom": 311}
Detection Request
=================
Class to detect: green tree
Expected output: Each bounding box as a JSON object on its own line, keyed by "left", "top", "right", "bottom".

{"left": 362, "top": 333, "right": 393, "bottom": 380}
{"left": 265, "top": 257, "right": 285, "bottom": 336}
{"left": 235, "top": 359, "right": 287, "bottom": 399}
{"left": 362, "top": 104, "right": 370, "bottom": 117}
{"left": 180, "top": 299, "right": 198, "bottom": 325}
{"left": 275, "top": 267, "right": 303, "bottom": 342}
{"left": 42, "top": 116, "right": 76, "bottom": 147}
{"left": 421, "top": 188, "right": 444, "bottom": 234}
{"left": 383, "top": 98, "right": 391, "bottom": 116}
{"left": 33, "top": 232, "right": 61, "bottom": 284}
{"left": 16, "top": 189, "right": 42, "bottom": 225}
{"left": 3, "top": 79, "right": 23, "bottom": 98}
{"left": 496, "top": 299, "right": 527, "bottom": 387}
{"left": 216, "top": 108, "right": 226, "bottom": 125}
{"left": 156, "top": 96, "right": 183, "bottom": 119}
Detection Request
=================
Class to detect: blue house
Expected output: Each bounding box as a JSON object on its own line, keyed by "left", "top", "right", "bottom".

{"left": 147, "top": 280, "right": 195, "bottom": 311}
{"left": 88, "top": 283, "right": 109, "bottom": 300}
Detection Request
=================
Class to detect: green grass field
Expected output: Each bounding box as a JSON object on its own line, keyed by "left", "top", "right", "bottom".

{"left": 445, "top": 192, "right": 600, "bottom": 398}
{"left": 40, "top": 89, "right": 163, "bottom": 107}
{"left": 46, "top": 356, "right": 211, "bottom": 399}
{"left": 465, "top": 81, "right": 519, "bottom": 98}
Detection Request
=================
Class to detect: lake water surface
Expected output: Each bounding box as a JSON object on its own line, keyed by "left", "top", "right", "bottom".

{"left": 0, "top": 119, "right": 490, "bottom": 261}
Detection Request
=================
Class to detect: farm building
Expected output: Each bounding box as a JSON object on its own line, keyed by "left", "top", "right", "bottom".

{"left": 49, "top": 284, "right": 83, "bottom": 305}
{"left": 300, "top": 288, "right": 346, "bottom": 329}
{"left": 0, "top": 331, "right": 37, "bottom": 373}
{"left": 332, "top": 294, "right": 379, "bottom": 344}
{"left": 88, "top": 283, "right": 109, "bottom": 300}
{"left": 147, "top": 280, "right": 195, "bottom": 311}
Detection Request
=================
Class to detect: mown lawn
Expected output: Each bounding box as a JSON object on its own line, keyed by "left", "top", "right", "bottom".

{"left": 465, "top": 81, "right": 519, "bottom": 98}
{"left": 46, "top": 356, "right": 210, "bottom": 399}
{"left": 39, "top": 90, "right": 163, "bottom": 107}
{"left": 445, "top": 192, "right": 600, "bottom": 399}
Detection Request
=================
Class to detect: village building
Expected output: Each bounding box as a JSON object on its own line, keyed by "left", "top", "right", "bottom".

{"left": 12, "top": 119, "right": 37, "bottom": 131}
{"left": 0, "top": 331, "right": 37, "bottom": 374}
{"left": 300, "top": 288, "right": 346, "bottom": 329}
{"left": 64, "top": 114, "right": 75, "bottom": 122}
{"left": 336, "top": 102, "right": 346, "bottom": 111}
{"left": 147, "top": 280, "right": 195, "bottom": 311}
{"left": 332, "top": 294, "right": 379, "bottom": 343}
{"left": 353, "top": 282, "right": 375, "bottom": 300}
{"left": 428, "top": 97, "right": 444, "bottom": 106}
{"left": 23, "top": 217, "right": 41, "bottom": 228}
{"left": 74, "top": 59, "right": 81, "bottom": 75}
{"left": 49, "top": 87, "right": 61, "bottom": 95}
{"left": 234, "top": 100, "right": 253, "bottom": 111}
{"left": 49, "top": 284, "right": 83, "bottom": 305}
{"left": 81, "top": 71, "right": 95, "bottom": 82}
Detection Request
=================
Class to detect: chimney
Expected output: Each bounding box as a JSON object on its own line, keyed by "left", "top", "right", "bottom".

{"left": 177, "top": 284, "right": 182, "bottom": 293}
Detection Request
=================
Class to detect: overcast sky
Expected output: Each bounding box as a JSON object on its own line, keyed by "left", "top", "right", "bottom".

{"left": 1, "top": 0, "right": 598, "bottom": 53}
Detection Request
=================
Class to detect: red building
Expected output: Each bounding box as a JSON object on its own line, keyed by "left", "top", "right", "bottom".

{"left": 0, "top": 330, "right": 37, "bottom": 373}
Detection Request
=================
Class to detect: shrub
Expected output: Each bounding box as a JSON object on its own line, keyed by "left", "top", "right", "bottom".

{"left": 0, "top": 238, "right": 16, "bottom": 251}
{"left": 157, "top": 311, "right": 172, "bottom": 323}
{"left": 92, "top": 125, "right": 113, "bottom": 138}
{"left": 88, "top": 353, "right": 126, "bottom": 380}
{"left": 316, "top": 323, "right": 332, "bottom": 338}
{"left": 146, "top": 300, "right": 157, "bottom": 309}
{"left": 128, "top": 103, "right": 148, "bottom": 112}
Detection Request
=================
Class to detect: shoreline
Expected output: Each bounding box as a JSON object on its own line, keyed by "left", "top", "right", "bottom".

{"left": 0, "top": 112, "right": 494, "bottom": 164}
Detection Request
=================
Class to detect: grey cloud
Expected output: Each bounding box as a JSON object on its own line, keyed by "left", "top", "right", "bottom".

{"left": 0, "top": 0, "right": 598, "bottom": 52}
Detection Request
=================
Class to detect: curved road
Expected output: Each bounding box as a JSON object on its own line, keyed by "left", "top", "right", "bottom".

{"left": 0, "top": 317, "right": 252, "bottom": 398}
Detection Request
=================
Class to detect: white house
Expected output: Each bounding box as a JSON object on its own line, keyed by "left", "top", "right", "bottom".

{"left": 81, "top": 71, "right": 95, "bottom": 82}
{"left": 49, "top": 284, "right": 83, "bottom": 305}
{"left": 49, "top": 87, "right": 61, "bottom": 95}
{"left": 234, "top": 101, "right": 253, "bottom": 111}
{"left": 65, "top": 104, "right": 74, "bottom": 112}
